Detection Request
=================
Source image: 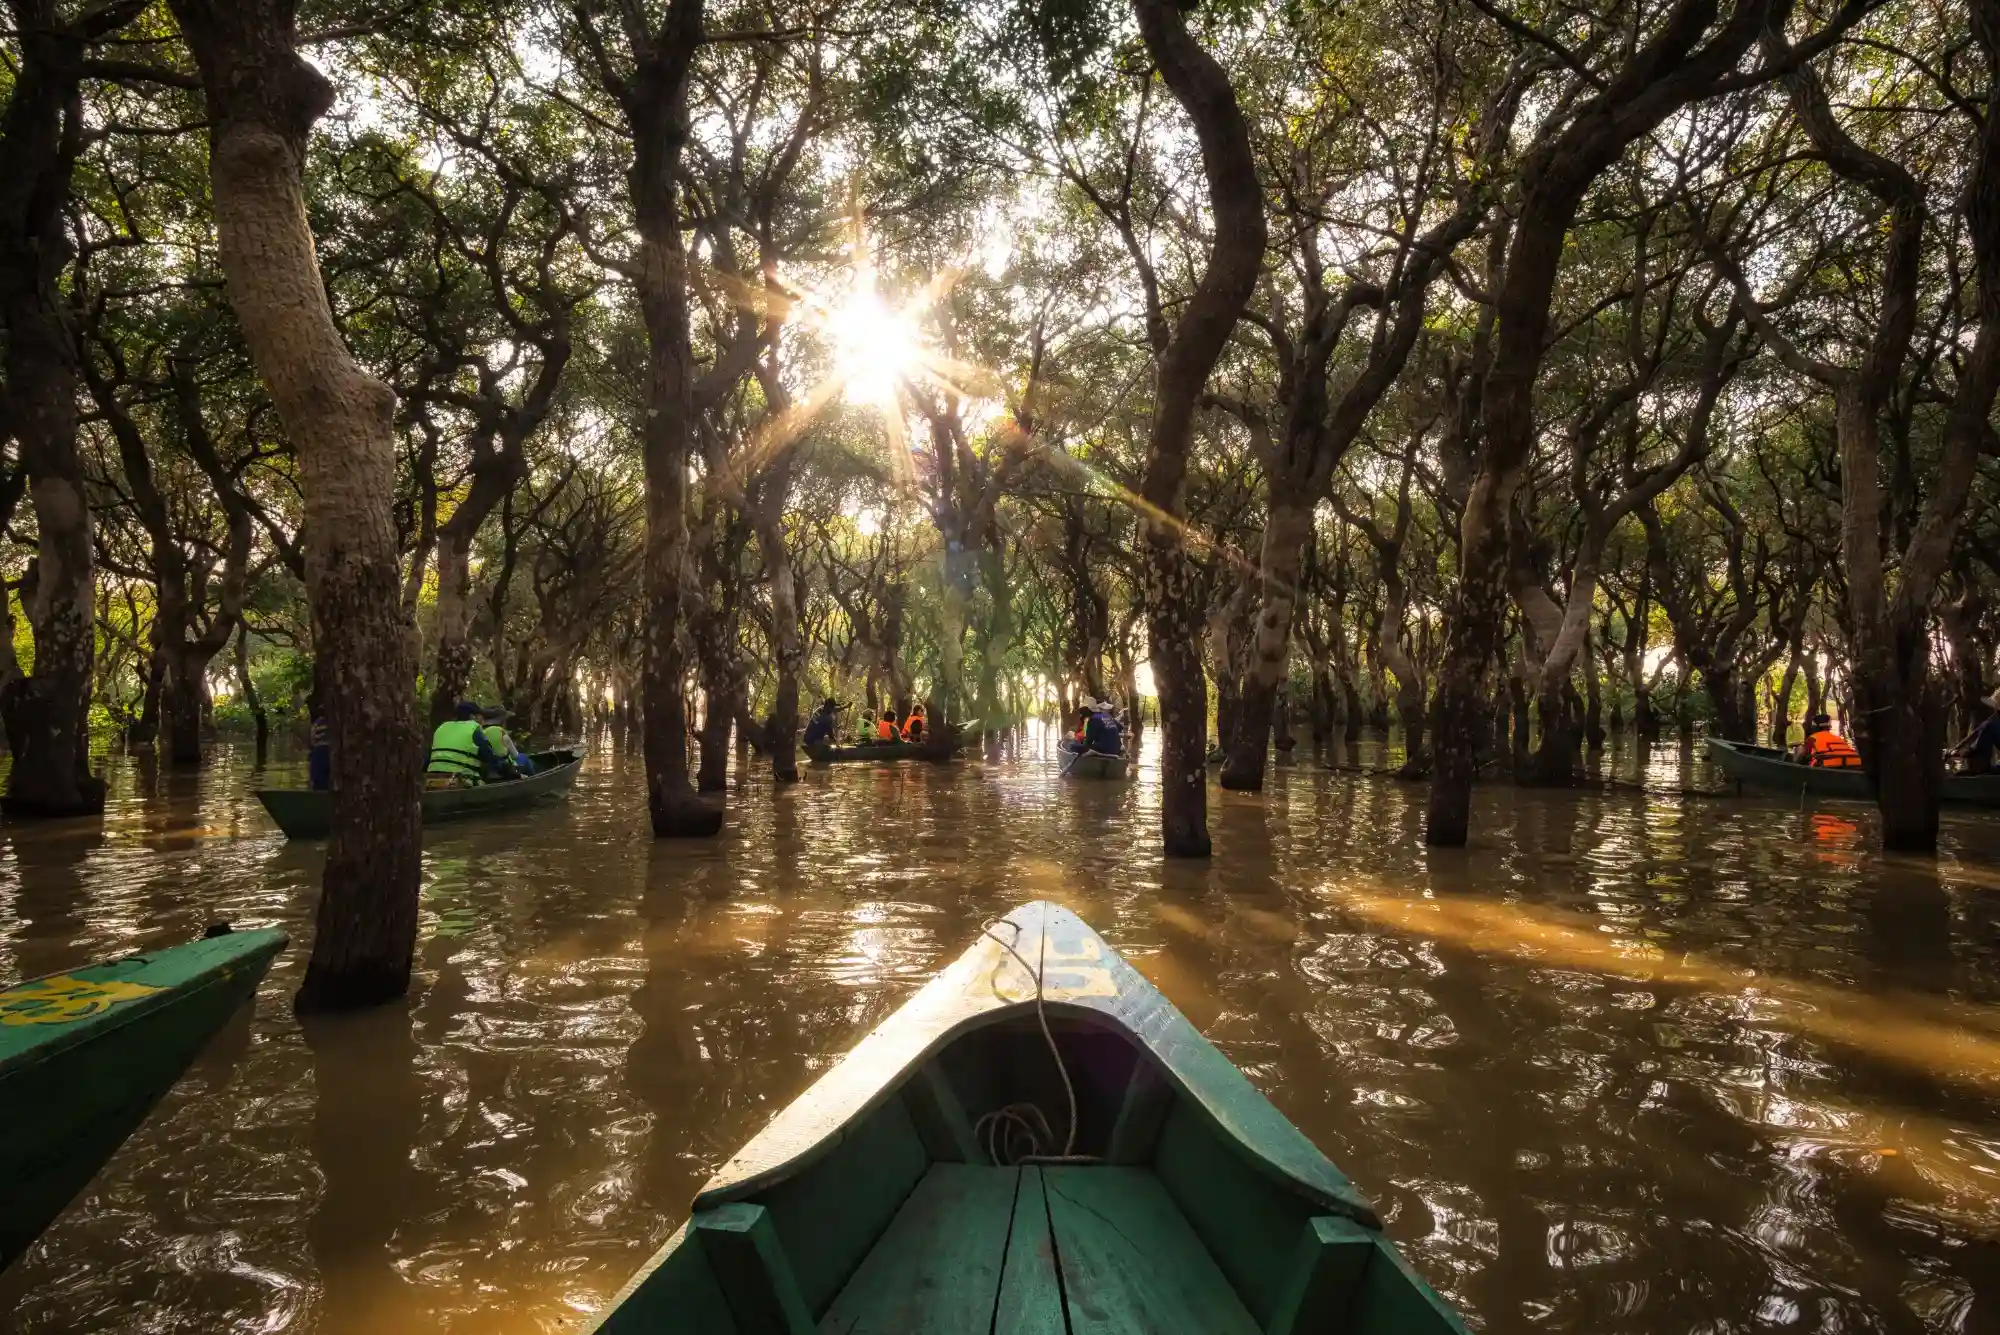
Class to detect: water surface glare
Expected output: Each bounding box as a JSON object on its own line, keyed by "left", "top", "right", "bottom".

{"left": 2, "top": 734, "right": 1998, "bottom": 1333}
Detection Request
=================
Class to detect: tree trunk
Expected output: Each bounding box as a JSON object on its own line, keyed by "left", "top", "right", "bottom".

{"left": 235, "top": 623, "right": 269, "bottom": 763}
{"left": 1131, "top": 0, "right": 1266, "bottom": 857}
{"left": 1584, "top": 662, "right": 1605, "bottom": 751}
{"left": 1222, "top": 500, "right": 1310, "bottom": 791}
{"left": 428, "top": 529, "right": 477, "bottom": 726}
{"left": 0, "top": 3, "right": 105, "bottom": 816}
{"left": 173, "top": 0, "right": 423, "bottom": 1011}
{"left": 167, "top": 649, "right": 206, "bottom": 766}
{"left": 625, "top": 0, "right": 721, "bottom": 838}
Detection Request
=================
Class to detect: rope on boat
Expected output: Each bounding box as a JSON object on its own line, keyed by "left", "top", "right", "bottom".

{"left": 977, "top": 916, "right": 1100, "bottom": 1167}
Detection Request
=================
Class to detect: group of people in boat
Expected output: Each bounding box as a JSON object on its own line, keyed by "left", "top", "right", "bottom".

{"left": 803, "top": 699, "right": 928, "bottom": 748}
{"left": 426, "top": 702, "right": 536, "bottom": 788}
{"left": 1065, "top": 699, "right": 1125, "bottom": 757}
{"left": 1786, "top": 689, "right": 2000, "bottom": 773}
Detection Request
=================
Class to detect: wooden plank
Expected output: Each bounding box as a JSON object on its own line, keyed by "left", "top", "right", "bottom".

{"left": 817, "top": 1164, "right": 1019, "bottom": 1334}
{"left": 994, "top": 1166, "right": 1065, "bottom": 1335}
{"left": 695, "top": 1203, "right": 815, "bottom": 1335}
{"left": 903, "top": 1064, "right": 983, "bottom": 1164}
{"left": 1343, "top": 1232, "right": 1474, "bottom": 1335}
{"left": 1152, "top": 1100, "right": 1315, "bottom": 1329}
{"left": 1265, "top": 1216, "right": 1375, "bottom": 1335}
{"left": 1105, "top": 1058, "right": 1174, "bottom": 1165}
{"left": 1042, "top": 1167, "right": 1259, "bottom": 1335}
{"left": 592, "top": 1220, "right": 741, "bottom": 1335}
{"left": 757, "top": 1093, "right": 931, "bottom": 1315}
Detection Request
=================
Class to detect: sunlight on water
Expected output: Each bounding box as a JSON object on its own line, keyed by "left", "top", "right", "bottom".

{"left": 1, "top": 736, "right": 1998, "bottom": 1334}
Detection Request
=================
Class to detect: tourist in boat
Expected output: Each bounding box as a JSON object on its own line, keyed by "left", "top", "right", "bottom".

{"left": 874, "top": 709, "right": 897, "bottom": 742}
{"left": 1070, "top": 705, "right": 1090, "bottom": 747}
{"left": 482, "top": 705, "right": 534, "bottom": 777}
{"left": 900, "top": 703, "right": 926, "bottom": 742}
{"left": 308, "top": 712, "right": 331, "bottom": 791}
{"left": 1066, "top": 700, "right": 1124, "bottom": 755}
{"left": 427, "top": 702, "right": 515, "bottom": 788}
{"left": 1950, "top": 690, "right": 2000, "bottom": 774}
{"left": 803, "top": 698, "right": 844, "bottom": 748}
{"left": 1793, "top": 714, "right": 1861, "bottom": 768}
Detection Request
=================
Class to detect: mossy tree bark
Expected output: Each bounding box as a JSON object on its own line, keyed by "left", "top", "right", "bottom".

{"left": 1131, "top": 0, "right": 1268, "bottom": 857}
{"left": 172, "top": 0, "right": 424, "bottom": 1010}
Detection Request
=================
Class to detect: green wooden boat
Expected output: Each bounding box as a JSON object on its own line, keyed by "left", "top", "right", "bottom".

{"left": 1, "top": 924, "right": 288, "bottom": 1270}
{"left": 806, "top": 740, "right": 930, "bottom": 764}
{"left": 583, "top": 902, "right": 1466, "bottom": 1335}
{"left": 255, "top": 750, "right": 581, "bottom": 839}
{"left": 1063, "top": 750, "right": 1130, "bottom": 780}
{"left": 1706, "top": 738, "right": 2000, "bottom": 807}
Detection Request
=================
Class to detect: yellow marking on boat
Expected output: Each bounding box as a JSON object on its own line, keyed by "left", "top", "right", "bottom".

{"left": 1336, "top": 890, "right": 2000, "bottom": 1090}
{"left": 0, "top": 974, "right": 166, "bottom": 1025}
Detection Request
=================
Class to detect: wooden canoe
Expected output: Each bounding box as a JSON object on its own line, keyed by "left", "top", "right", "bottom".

{"left": 806, "top": 740, "right": 933, "bottom": 764}
{"left": 1063, "top": 750, "right": 1130, "bottom": 780}
{"left": 0, "top": 924, "right": 288, "bottom": 1270}
{"left": 254, "top": 750, "right": 581, "bottom": 839}
{"left": 1706, "top": 738, "right": 2000, "bottom": 807}
{"left": 583, "top": 902, "right": 1467, "bottom": 1335}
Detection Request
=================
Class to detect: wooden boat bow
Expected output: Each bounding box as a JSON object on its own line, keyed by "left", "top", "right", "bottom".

{"left": 695, "top": 901, "right": 1377, "bottom": 1227}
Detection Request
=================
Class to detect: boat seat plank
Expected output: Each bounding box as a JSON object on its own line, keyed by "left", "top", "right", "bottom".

{"left": 994, "top": 1166, "right": 1064, "bottom": 1335}
{"left": 1042, "top": 1166, "right": 1259, "bottom": 1335}
{"left": 1266, "top": 1216, "right": 1376, "bottom": 1335}
{"left": 696, "top": 1203, "right": 814, "bottom": 1335}
{"left": 817, "top": 1164, "right": 1020, "bottom": 1334}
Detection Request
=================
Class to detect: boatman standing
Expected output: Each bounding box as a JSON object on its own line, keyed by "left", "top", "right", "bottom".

{"left": 1951, "top": 689, "right": 2000, "bottom": 775}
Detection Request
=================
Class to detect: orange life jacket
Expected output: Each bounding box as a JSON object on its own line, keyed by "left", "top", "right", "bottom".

{"left": 901, "top": 715, "right": 924, "bottom": 741}
{"left": 1808, "top": 729, "right": 1862, "bottom": 768}
{"left": 877, "top": 719, "right": 896, "bottom": 740}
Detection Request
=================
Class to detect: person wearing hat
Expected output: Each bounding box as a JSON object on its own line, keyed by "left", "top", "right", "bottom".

{"left": 803, "top": 697, "right": 844, "bottom": 748}
{"left": 1067, "top": 698, "right": 1125, "bottom": 756}
{"left": 1792, "top": 712, "right": 1861, "bottom": 768}
{"left": 427, "top": 701, "right": 512, "bottom": 787}
{"left": 1951, "top": 690, "right": 2000, "bottom": 775}
{"left": 482, "top": 705, "right": 533, "bottom": 777}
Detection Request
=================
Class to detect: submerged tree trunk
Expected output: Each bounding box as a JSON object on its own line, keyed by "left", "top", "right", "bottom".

{"left": 1131, "top": 0, "right": 1266, "bottom": 857}
{"left": 0, "top": 1, "right": 109, "bottom": 816}
{"left": 234, "top": 624, "right": 269, "bottom": 763}
{"left": 1223, "top": 500, "right": 1310, "bottom": 791}
{"left": 624, "top": 0, "right": 721, "bottom": 837}
{"left": 173, "top": 0, "right": 424, "bottom": 1009}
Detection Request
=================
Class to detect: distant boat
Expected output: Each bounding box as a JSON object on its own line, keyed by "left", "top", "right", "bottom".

{"left": 580, "top": 901, "right": 1468, "bottom": 1335}
{"left": 1, "top": 925, "right": 288, "bottom": 1271}
{"left": 1063, "top": 750, "right": 1130, "bottom": 780}
{"left": 1706, "top": 738, "right": 2000, "bottom": 807}
{"left": 255, "top": 750, "right": 581, "bottom": 839}
{"left": 806, "top": 739, "right": 959, "bottom": 764}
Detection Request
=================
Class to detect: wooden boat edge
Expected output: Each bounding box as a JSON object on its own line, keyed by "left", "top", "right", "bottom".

{"left": 690, "top": 901, "right": 1377, "bottom": 1228}
{"left": 0, "top": 927, "right": 290, "bottom": 1072}
{"left": 254, "top": 751, "right": 583, "bottom": 838}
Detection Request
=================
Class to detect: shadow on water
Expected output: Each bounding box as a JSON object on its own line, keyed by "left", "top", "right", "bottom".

{"left": 1, "top": 731, "right": 1998, "bottom": 1333}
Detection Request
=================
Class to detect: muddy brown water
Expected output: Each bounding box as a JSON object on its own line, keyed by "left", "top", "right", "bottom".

{"left": 2, "top": 733, "right": 1997, "bottom": 1333}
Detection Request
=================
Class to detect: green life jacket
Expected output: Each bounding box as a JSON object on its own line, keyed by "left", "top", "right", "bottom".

{"left": 428, "top": 719, "right": 485, "bottom": 778}
{"left": 482, "top": 725, "right": 515, "bottom": 765}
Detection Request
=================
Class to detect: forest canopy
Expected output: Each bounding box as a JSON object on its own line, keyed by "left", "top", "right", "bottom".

{"left": 1, "top": 0, "right": 1995, "bottom": 1000}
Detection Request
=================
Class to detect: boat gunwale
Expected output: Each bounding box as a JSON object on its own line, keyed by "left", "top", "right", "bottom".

{"left": 0, "top": 928, "right": 289, "bottom": 1074}
{"left": 690, "top": 902, "right": 1378, "bottom": 1230}
{"left": 254, "top": 750, "right": 582, "bottom": 837}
